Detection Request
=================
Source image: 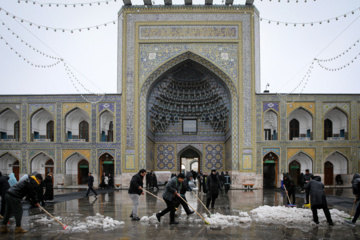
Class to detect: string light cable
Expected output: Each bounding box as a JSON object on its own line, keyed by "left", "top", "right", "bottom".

{"left": 16, "top": 0, "right": 119, "bottom": 8}
{"left": 0, "top": 7, "right": 117, "bottom": 33}
{"left": 0, "top": 19, "right": 61, "bottom": 60}
{"left": 0, "top": 33, "right": 62, "bottom": 68}
{"left": 261, "top": 5, "right": 360, "bottom": 27}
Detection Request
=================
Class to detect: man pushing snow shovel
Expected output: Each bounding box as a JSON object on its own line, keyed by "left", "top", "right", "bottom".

{"left": 304, "top": 176, "right": 333, "bottom": 226}
{"left": 283, "top": 173, "right": 296, "bottom": 206}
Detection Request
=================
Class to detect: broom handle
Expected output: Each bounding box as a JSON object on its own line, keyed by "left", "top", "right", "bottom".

{"left": 283, "top": 185, "right": 292, "bottom": 205}
{"left": 39, "top": 205, "right": 65, "bottom": 227}
{"left": 143, "top": 188, "right": 166, "bottom": 203}
{"left": 177, "top": 195, "right": 208, "bottom": 224}
{"left": 192, "top": 191, "right": 211, "bottom": 215}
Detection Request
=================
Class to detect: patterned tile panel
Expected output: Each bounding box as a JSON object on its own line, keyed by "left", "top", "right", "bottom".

{"left": 139, "top": 25, "right": 238, "bottom": 40}
{"left": 0, "top": 150, "right": 21, "bottom": 159}
{"left": 263, "top": 102, "right": 279, "bottom": 112}
{"left": 98, "top": 103, "right": 115, "bottom": 113}
{"left": 204, "top": 144, "right": 223, "bottom": 170}
{"left": 29, "top": 103, "right": 56, "bottom": 116}
{"left": 0, "top": 103, "right": 21, "bottom": 116}
{"left": 62, "top": 103, "right": 91, "bottom": 117}
{"left": 287, "top": 148, "right": 315, "bottom": 161}
{"left": 62, "top": 149, "right": 91, "bottom": 161}
{"left": 287, "top": 102, "right": 315, "bottom": 117}
{"left": 323, "top": 102, "right": 350, "bottom": 115}
{"left": 139, "top": 44, "right": 238, "bottom": 85}
{"left": 156, "top": 144, "right": 176, "bottom": 170}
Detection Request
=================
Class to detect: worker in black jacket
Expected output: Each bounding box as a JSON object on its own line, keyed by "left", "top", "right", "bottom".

{"left": 175, "top": 176, "right": 194, "bottom": 215}
{"left": 283, "top": 173, "right": 296, "bottom": 204}
{"left": 128, "top": 169, "right": 146, "bottom": 220}
{"left": 0, "top": 173, "right": 43, "bottom": 234}
{"left": 0, "top": 172, "right": 10, "bottom": 217}
{"left": 85, "top": 173, "right": 98, "bottom": 197}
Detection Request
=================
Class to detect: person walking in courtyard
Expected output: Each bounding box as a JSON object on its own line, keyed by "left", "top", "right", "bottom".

{"left": 0, "top": 173, "right": 43, "bottom": 234}
{"left": 223, "top": 171, "right": 232, "bottom": 193}
{"left": 156, "top": 173, "right": 185, "bottom": 224}
{"left": 305, "top": 176, "right": 333, "bottom": 226}
{"left": 345, "top": 173, "right": 360, "bottom": 226}
{"left": 283, "top": 173, "right": 296, "bottom": 204}
{"left": 303, "top": 169, "right": 313, "bottom": 204}
{"left": 43, "top": 172, "right": 54, "bottom": 202}
{"left": 85, "top": 173, "right": 98, "bottom": 198}
{"left": 128, "top": 169, "right": 146, "bottom": 221}
{"left": 0, "top": 172, "right": 10, "bottom": 218}
{"left": 104, "top": 174, "right": 109, "bottom": 189}
{"left": 206, "top": 169, "right": 222, "bottom": 209}
{"left": 108, "top": 173, "right": 114, "bottom": 189}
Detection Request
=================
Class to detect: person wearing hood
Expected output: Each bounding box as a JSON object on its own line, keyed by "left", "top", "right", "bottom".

{"left": 205, "top": 169, "right": 222, "bottom": 209}
{"left": 8, "top": 173, "right": 17, "bottom": 187}
{"left": 43, "top": 172, "right": 54, "bottom": 202}
{"left": 0, "top": 172, "right": 10, "bottom": 217}
{"left": 345, "top": 173, "right": 360, "bottom": 226}
{"left": 174, "top": 175, "right": 194, "bottom": 216}
{"left": 128, "top": 169, "right": 146, "bottom": 221}
{"left": 304, "top": 176, "right": 333, "bottom": 226}
{"left": 0, "top": 173, "right": 43, "bottom": 234}
{"left": 156, "top": 173, "right": 185, "bottom": 225}
{"left": 283, "top": 173, "right": 296, "bottom": 204}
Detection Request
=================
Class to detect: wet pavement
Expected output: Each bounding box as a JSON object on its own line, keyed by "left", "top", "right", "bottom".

{"left": 2, "top": 188, "right": 360, "bottom": 240}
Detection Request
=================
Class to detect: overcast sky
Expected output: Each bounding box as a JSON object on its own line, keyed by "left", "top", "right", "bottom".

{"left": 0, "top": 0, "right": 359, "bottom": 95}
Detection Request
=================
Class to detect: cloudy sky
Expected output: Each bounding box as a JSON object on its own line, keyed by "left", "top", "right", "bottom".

{"left": 0, "top": 0, "right": 359, "bottom": 95}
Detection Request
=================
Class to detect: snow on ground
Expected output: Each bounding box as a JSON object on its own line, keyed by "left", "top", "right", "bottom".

{"left": 35, "top": 213, "right": 124, "bottom": 233}
{"left": 203, "top": 212, "right": 252, "bottom": 229}
{"left": 250, "top": 205, "right": 350, "bottom": 230}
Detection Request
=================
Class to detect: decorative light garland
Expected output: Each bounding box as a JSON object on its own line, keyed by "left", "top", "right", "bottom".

{"left": 64, "top": 62, "right": 105, "bottom": 104}
{"left": 0, "top": 7, "right": 117, "bottom": 33}
{"left": 316, "top": 39, "right": 360, "bottom": 62}
{"left": 17, "top": 0, "right": 118, "bottom": 8}
{"left": 0, "top": 20, "right": 62, "bottom": 60}
{"left": 0, "top": 33, "right": 62, "bottom": 68}
{"left": 261, "top": 6, "right": 360, "bottom": 26}
{"left": 315, "top": 52, "right": 360, "bottom": 71}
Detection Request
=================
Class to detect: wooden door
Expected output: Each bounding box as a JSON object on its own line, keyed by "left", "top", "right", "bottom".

{"left": 13, "top": 160, "right": 19, "bottom": 181}
{"left": 289, "top": 161, "right": 300, "bottom": 186}
{"left": 324, "top": 161, "right": 333, "bottom": 185}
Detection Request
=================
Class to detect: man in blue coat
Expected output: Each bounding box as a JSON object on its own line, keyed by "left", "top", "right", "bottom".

{"left": 85, "top": 173, "right": 98, "bottom": 197}
{"left": 156, "top": 173, "right": 185, "bottom": 224}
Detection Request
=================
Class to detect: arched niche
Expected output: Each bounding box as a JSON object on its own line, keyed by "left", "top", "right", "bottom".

{"left": 99, "top": 110, "right": 114, "bottom": 142}
{"left": 31, "top": 152, "right": 52, "bottom": 175}
{"left": 324, "top": 108, "right": 348, "bottom": 140}
{"left": 65, "top": 108, "right": 90, "bottom": 142}
{"left": 0, "top": 109, "right": 20, "bottom": 141}
{"left": 289, "top": 108, "right": 313, "bottom": 140}
{"left": 31, "top": 108, "right": 54, "bottom": 141}
{"left": 263, "top": 110, "right": 278, "bottom": 140}
{"left": 65, "top": 152, "right": 89, "bottom": 185}
{"left": 288, "top": 152, "right": 313, "bottom": 173}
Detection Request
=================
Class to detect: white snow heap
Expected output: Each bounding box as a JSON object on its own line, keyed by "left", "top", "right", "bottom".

{"left": 140, "top": 214, "right": 159, "bottom": 224}
{"left": 203, "top": 212, "right": 252, "bottom": 228}
{"left": 251, "top": 205, "right": 350, "bottom": 229}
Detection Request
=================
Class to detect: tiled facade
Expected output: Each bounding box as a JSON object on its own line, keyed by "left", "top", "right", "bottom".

{"left": 1, "top": 5, "right": 359, "bottom": 188}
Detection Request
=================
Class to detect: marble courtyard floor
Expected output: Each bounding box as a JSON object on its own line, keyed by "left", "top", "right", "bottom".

{"left": 2, "top": 188, "right": 360, "bottom": 240}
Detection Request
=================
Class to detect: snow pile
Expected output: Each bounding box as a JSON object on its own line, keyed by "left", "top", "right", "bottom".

{"left": 34, "top": 216, "right": 62, "bottom": 224}
{"left": 140, "top": 214, "right": 159, "bottom": 224}
{"left": 251, "top": 205, "right": 349, "bottom": 230}
{"left": 204, "top": 212, "right": 252, "bottom": 229}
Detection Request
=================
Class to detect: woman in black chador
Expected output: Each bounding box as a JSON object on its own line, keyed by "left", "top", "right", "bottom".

{"left": 44, "top": 172, "right": 54, "bottom": 202}
{"left": 206, "top": 169, "right": 222, "bottom": 209}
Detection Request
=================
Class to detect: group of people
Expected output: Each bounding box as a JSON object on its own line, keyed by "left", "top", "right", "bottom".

{"left": 283, "top": 169, "right": 334, "bottom": 225}
{"left": 99, "top": 173, "right": 114, "bottom": 189}
{"left": 145, "top": 170, "right": 159, "bottom": 191}
{"left": 128, "top": 168, "right": 230, "bottom": 223}
{"left": 0, "top": 172, "right": 49, "bottom": 234}
{"left": 197, "top": 171, "right": 232, "bottom": 194}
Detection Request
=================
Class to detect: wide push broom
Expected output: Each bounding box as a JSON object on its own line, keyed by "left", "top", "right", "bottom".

{"left": 177, "top": 195, "right": 210, "bottom": 225}
{"left": 39, "top": 206, "right": 68, "bottom": 230}
{"left": 283, "top": 185, "right": 296, "bottom": 207}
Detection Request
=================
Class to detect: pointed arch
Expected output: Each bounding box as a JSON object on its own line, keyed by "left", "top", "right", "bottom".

{"left": 288, "top": 151, "right": 313, "bottom": 173}
{"left": 30, "top": 152, "right": 53, "bottom": 175}
{"left": 0, "top": 152, "right": 20, "bottom": 175}
{"left": 65, "top": 107, "right": 90, "bottom": 142}
{"left": 30, "top": 108, "right": 55, "bottom": 141}
{"left": 99, "top": 110, "right": 114, "bottom": 142}
{"left": 289, "top": 107, "right": 313, "bottom": 140}
{"left": 324, "top": 151, "right": 348, "bottom": 174}
{"left": 139, "top": 51, "right": 239, "bottom": 170}
{"left": 0, "top": 108, "right": 20, "bottom": 141}
{"left": 263, "top": 109, "right": 278, "bottom": 140}
{"left": 64, "top": 152, "right": 90, "bottom": 185}
{"left": 177, "top": 145, "right": 202, "bottom": 173}
{"left": 324, "top": 107, "right": 348, "bottom": 140}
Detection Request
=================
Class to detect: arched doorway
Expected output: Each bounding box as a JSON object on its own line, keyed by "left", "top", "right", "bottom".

{"left": 99, "top": 153, "right": 114, "bottom": 179}
{"left": 179, "top": 148, "right": 200, "bottom": 174}
{"left": 289, "top": 161, "right": 300, "bottom": 185}
{"left": 324, "top": 161, "right": 334, "bottom": 185}
{"left": 13, "top": 160, "right": 19, "bottom": 180}
{"left": 289, "top": 119, "right": 299, "bottom": 140}
{"left": 263, "top": 152, "right": 278, "bottom": 188}
{"left": 45, "top": 159, "right": 54, "bottom": 184}
{"left": 324, "top": 119, "right": 333, "bottom": 140}
{"left": 78, "top": 160, "right": 89, "bottom": 184}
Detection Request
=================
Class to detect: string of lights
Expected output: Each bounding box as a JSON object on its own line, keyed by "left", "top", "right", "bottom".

{"left": 316, "top": 52, "right": 360, "bottom": 71}
{"left": 316, "top": 39, "right": 360, "bottom": 62}
{"left": 0, "top": 7, "right": 117, "bottom": 33}
{"left": 0, "top": 33, "right": 62, "bottom": 68}
{"left": 0, "top": 20, "right": 62, "bottom": 60}
{"left": 261, "top": 6, "right": 360, "bottom": 27}
{"left": 16, "top": 0, "right": 119, "bottom": 8}
{"left": 64, "top": 62, "right": 105, "bottom": 104}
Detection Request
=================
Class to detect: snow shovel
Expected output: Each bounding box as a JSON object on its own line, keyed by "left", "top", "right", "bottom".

{"left": 177, "top": 195, "right": 210, "bottom": 225}
{"left": 344, "top": 202, "right": 359, "bottom": 221}
{"left": 39, "top": 205, "right": 68, "bottom": 230}
{"left": 283, "top": 185, "right": 296, "bottom": 207}
{"left": 192, "top": 191, "right": 212, "bottom": 215}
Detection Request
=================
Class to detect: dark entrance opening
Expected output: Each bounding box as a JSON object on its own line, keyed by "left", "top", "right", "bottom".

{"left": 78, "top": 159, "right": 89, "bottom": 184}
{"left": 324, "top": 161, "right": 334, "bottom": 185}
{"left": 263, "top": 152, "right": 278, "bottom": 188}
{"left": 289, "top": 160, "right": 300, "bottom": 186}
{"left": 180, "top": 148, "right": 200, "bottom": 174}
{"left": 99, "top": 154, "right": 114, "bottom": 180}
